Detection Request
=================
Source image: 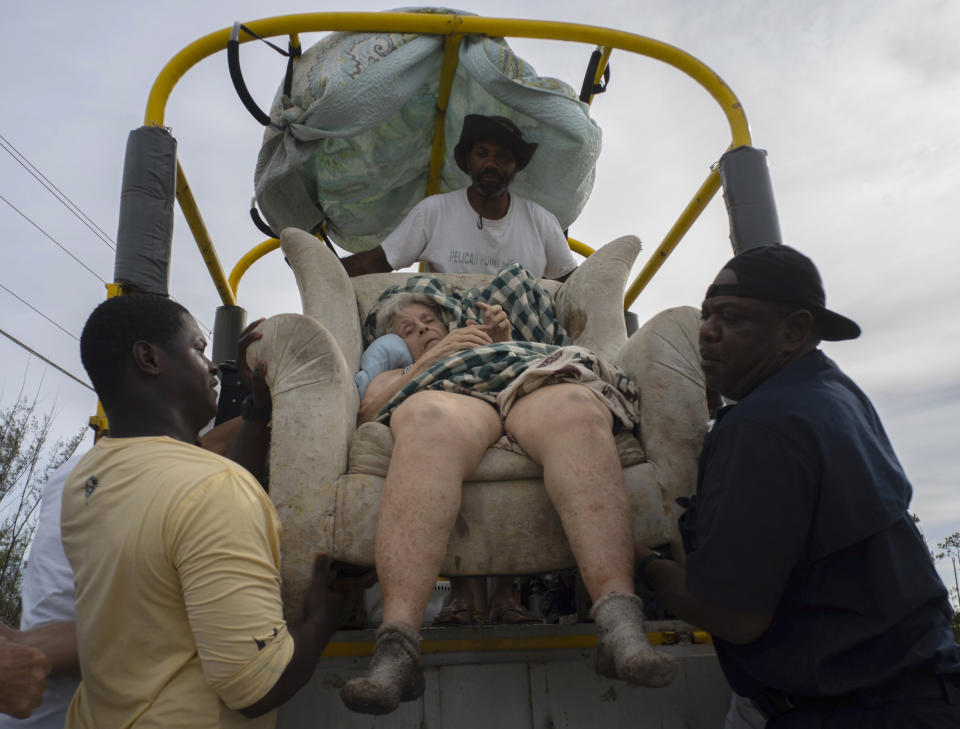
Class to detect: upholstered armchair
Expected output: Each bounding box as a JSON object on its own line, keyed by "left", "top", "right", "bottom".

{"left": 246, "top": 228, "right": 706, "bottom": 619}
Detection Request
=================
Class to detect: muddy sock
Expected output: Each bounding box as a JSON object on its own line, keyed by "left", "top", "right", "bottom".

{"left": 340, "top": 621, "right": 425, "bottom": 714}
{"left": 590, "top": 592, "right": 678, "bottom": 688}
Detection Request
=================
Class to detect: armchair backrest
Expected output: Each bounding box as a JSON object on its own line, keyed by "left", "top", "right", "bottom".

{"left": 279, "top": 227, "right": 643, "bottom": 365}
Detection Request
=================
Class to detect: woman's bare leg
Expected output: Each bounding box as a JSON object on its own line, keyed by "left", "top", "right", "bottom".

{"left": 377, "top": 391, "right": 502, "bottom": 627}
{"left": 344, "top": 392, "right": 502, "bottom": 715}
{"left": 503, "top": 383, "right": 634, "bottom": 599}
{"left": 503, "top": 383, "right": 677, "bottom": 688}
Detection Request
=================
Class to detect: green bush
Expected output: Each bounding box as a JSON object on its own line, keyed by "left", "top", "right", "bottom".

{"left": 1, "top": 393, "right": 84, "bottom": 625}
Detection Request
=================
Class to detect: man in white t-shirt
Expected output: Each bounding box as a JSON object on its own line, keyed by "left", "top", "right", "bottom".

{"left": 341, "top": 114, "right": 577, "bottom": 281}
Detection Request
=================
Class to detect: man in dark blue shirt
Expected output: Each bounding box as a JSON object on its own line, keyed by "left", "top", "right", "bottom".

{"left": 638, "top": 245, "right": 960, "bottom": 727}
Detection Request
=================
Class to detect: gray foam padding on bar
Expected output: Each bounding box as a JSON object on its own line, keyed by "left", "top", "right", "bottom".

{"left": 213, "top": 305, "right": 248, "bottom": 367}
{"left": 114, "top": 126, "right": 177, "bottom": 295}
{"left": 719, "top": 146, "right": 782, "bottom": 255}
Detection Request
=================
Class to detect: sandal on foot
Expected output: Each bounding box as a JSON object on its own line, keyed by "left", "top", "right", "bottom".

{"left": 489, "top": 602, "right": 540, "bottom": 625}
{"left": 432, "top": 600, "right": 474, "bottom": 627}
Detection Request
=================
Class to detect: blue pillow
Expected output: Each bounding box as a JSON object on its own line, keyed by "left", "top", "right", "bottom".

{"left": 355, "top": 333, "right": 414, "bottom": 399}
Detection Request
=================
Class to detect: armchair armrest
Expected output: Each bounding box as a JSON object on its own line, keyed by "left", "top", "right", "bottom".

{"left": 556, "top": 235, "right": 642, "bottom": 361}
{"left": 280, "top": 227, "right": 363, "bottom": 372}
{"left": 614, "top": 306, "right": 706, "bottom": 558}
{"left": 245, "top": 313, "right": 359, "bottom": 621}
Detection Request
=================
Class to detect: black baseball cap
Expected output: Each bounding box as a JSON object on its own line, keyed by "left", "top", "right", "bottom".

{"left": 704, "top": 245, "right": 861, "bottom": 341}
{"left": 453, "top": 114, "right": 538, "bottom": 174}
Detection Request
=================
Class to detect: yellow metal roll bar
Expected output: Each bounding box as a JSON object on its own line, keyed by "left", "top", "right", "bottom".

{"left": 175, "top": 160, "right": 237, "bottom": 307}
{"left": 321, "top": 627, "right": 711, "bottom": 658}
{"left": 229, "top": 238, "right": 280, "bottom": 296}
{"left": 229, "top": 235, "right": 595, "bottom": 298}
{"left": 567, "top": 237, "right": 595, "bottom": 259}
{"left": 425, "top": 34, "right": 464, "bottom": 198}
{"left": 143, "top": 12, "right": 751, "bottom": 306}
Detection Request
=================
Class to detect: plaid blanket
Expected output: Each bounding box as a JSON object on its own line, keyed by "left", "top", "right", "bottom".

{"left": 363, "top": 263, "right": 569, "bottom": 346}
{"left": 365, "top": 264, "right": 639, "bottom": 427}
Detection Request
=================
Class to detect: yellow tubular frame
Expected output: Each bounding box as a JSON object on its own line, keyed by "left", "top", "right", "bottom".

{"left": 320, "top": 628, "right": 711, "bottom": 658}
{"left": 175, "top": 160, "right": 237, "bottom": 307}
{"left": 228, "top": 238, "right": 280, "bottom": 295}
{"left": 567, "top": 237, "right": 595, "bottom": 258}
{"left": 143, "top": 12, "right": 751, "bottom": 307}
{"left": 425, "top": 34, "right": 464, "bottom": 197}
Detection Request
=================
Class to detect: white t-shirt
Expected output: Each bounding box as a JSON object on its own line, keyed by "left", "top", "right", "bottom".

{"left": 381, "top": 188, "right": 576, "bottom": 279}
{"left": 0, "top": 454, "right": 83, "bottom": 729}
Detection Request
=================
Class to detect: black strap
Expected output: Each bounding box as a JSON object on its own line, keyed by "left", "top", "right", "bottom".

{"left": 249, "top": 203, "right": 277, "bottom": 238}
{"left": 315, "top": 223, "right": 340, "bottom": 257}
{"left": 248, "top": 202, "right": 338, "bottom": 258}
{"left": 228, "top": 22, "right": 299, "bottom": 126}
{"left": 579, "top": 49, "right": 612, "bottom": 103}
{"left": 282, "top": 36, "right": 302, "bottom": 99}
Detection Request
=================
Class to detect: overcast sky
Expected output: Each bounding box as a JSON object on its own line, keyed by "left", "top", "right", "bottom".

{"left": 2, "top": 0, "right": 958, "bottom": 592}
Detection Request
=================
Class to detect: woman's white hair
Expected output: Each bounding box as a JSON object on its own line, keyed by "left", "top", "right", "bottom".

{"left": 374, "top": 292, "right": 444, "bottom": 338}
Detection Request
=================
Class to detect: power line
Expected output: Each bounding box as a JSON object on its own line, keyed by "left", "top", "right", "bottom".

{"left": 0, "top": 282, "right": 78, "bottom": 341}
{"left": 1, "top": 280, "right": 214, "bottom": 348}
{"left": 0, "top": 138, "right": 214, "bottom": 341}
{"left": 176, "top": 301, "right": 214, "bottom": 340}
{"left": 0, "top": 252, "right": 212, "bottom": 343}
{"left": 0, "top": 326, "right": 93, "bottom": 392}
{"left": 0, "top": 133, "right": 116, "bottom": 251}
{"left": 0, "top": 193, "right": 107, "bottom": 284}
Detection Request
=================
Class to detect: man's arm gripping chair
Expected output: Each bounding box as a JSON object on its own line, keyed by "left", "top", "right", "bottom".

{"left": 246, "top": 228, "right": 706, "bottom": 620}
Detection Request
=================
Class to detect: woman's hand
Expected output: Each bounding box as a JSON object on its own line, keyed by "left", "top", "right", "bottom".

{"left": 416, "top": 325, "right": 492, "bottom": 368}
{"left": 472, "top": 302, "right": 511, "bottom": 343}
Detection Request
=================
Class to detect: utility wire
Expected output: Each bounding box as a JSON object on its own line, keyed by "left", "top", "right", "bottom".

{"left": 0, "top": 282, "right": 78, "bottom": 341}
{"left": 0, "top": 133, "right": 116, "bottom": 251}
{"left": 1, "top": 280, "right": 214, "bottom": 355}
{"left": 0, "top": 326, "right": 93, "bottom": 392}
{"left": 0, "top": 193, "right": 107, "bottom": 284}
{"left": 0, "top": 137, "right": 214, "bottom": 341}
{"left": 182, "top": 304, "right": 214, "bottom": 340}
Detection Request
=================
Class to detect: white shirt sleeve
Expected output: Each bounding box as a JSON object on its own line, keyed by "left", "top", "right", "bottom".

{"left": 538, "top": 209, "right": 577, "bottom": 280}
{"left": 380, "top": 199, "right": 433, "bottom": 270}
{"left": 2, "top": 455, "right": 84, "bottom": 729}
{"left": 20, "top": 455, "right": 83, "bottom": 629}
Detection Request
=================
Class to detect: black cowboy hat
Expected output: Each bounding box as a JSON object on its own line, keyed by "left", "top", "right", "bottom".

{"left": 453, "top": 114, "right": 538, "bottom": 174}
{"left": 704, "top": 245, "right": 861, "bottom": 341}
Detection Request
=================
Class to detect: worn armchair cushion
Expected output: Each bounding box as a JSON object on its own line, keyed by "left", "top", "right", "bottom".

{"left": 333, "top": 462, "right": 672, "bottom": 575}
{"left": 347, "top": 423, "right": 646, "bottom": 480}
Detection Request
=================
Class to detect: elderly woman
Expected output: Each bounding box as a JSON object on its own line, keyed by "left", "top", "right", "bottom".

{"left": 341, "top": 288, "right": 677, "bottom": 715}
{"left": 355, "top": 293, "right": 504, "bottom": 424}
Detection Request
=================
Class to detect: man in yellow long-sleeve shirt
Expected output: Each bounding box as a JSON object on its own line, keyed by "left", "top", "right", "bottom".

{"left": 61, "top": 294, "right": 346, "bottom": 729}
